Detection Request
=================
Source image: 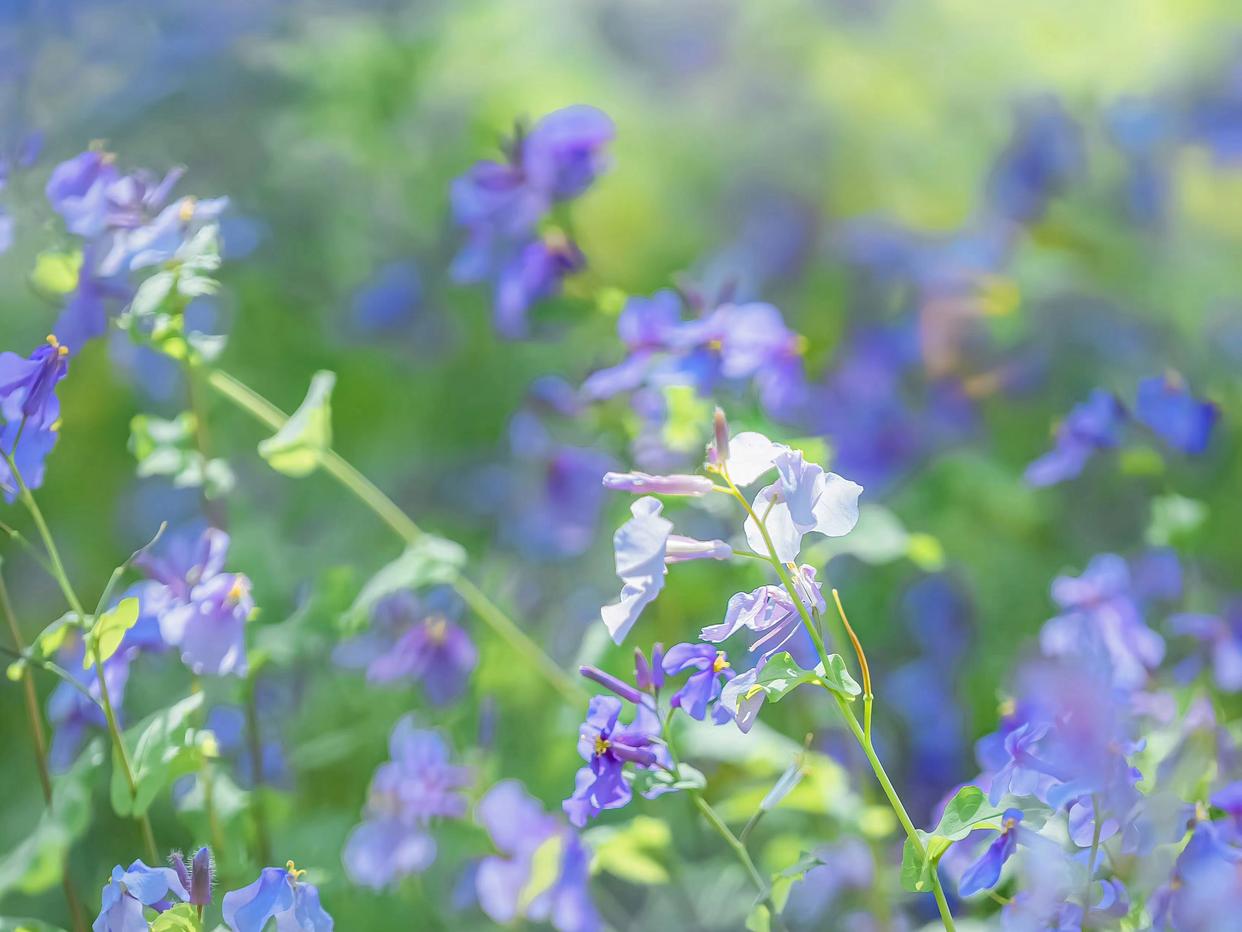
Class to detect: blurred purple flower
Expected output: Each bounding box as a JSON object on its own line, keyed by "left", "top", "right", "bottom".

{"left": 1024, "top": 389, "right": 1126, "bottom": 487}
{"left": 1169, "top": 605, "right": 1242, "bottom": 692}
{"left": 0, "top": 335, "right": 70, "bottom": 431}
{"left": 47, "top": 634, "right": 132, "bottom": 772}
{"left": 958, "top": 809, "right": 1024, "bottom": 897}
{"left": 563, "top": 695, "right": 663, "bottom": 826}
{"left": 343, "top": 716, "right": 469, "bottom": 889}
{"left": 334, "top": 588, "right": 477, "bottom": 705}
{"left": 986, "top": 96, "right": 1085, "bottom": 224}
{"left": 476, "top": 780, "right": 599, "bottom": 932}
{"left": 1135, "top": 373, "right": 1219, "bottom": 455}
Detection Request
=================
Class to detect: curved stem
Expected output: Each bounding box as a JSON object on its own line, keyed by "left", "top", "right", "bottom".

{"left": 205, "top": 368, "right": 585, "bottom": 704}
{"left": 3, "top": 448, "right": 159, "bottom": 862}
{"left": 0, "top": 571, "right": 87, "bottom": 932}
{"left": 692, "top": 794, "right": 788, "bottom": 932}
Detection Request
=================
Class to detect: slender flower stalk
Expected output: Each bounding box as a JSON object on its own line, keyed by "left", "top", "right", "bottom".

{"left": 204, "top": 367, "right": 586, "bottom": 704}
{"left": 2, "top": 446, "right": 159, "bottom": 862}
{"left": 716, "top": 464, "right": 957, "bottom": 932}
{"left": 832, "top": 589, "right": 874, "bottom": 742}
{"left": 0, "top": 571, "right": 87, "bottom": 932}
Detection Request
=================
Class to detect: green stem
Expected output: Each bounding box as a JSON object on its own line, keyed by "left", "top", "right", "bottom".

{"left": 721, "top": 472, "right": 955, "bottom": 932}
{"left": 244, "top": 673, "right": 273, "bottom": 865}
{"left": 692, "top": 794, "right": 788, "bottom": 932}
{"left": 0, "top": 571, "right": 88, "bottom": 932}
{"left": 3, "top": 448, "right": 159, "bottom": 863}
{"left": 204, "top": 368, "right": 585, "bottom": 705}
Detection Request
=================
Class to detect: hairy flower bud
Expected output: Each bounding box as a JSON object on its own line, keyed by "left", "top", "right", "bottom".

{"left": 190, "top": 846, "right": 213, "bottom": 906}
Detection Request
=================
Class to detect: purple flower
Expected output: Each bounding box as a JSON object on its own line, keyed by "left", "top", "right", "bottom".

{"left": 600, "top": 497, "right": 672, "bottom": 643}
{"left": 46, "top": 150, "right": 121, "bottom": 238}
{"left": 563, "top": 696, "right": 662, "bottom": 826}
{"left": 662, "top": 643, "right": 735, "bottom": 723}
{"left": 958, "top": 810, "right": 1024, "bottom": 897}
{"left": 986, "top": 96, "right": 1084, "bottom": 223}
{"left": 743, "top": 448, "right": 862, "bottom": 562}
{"left": 1039, "top": 553, "right": 1164, "bottom": 689}
{"left": 0, "top": 335, "right": 70, "bottom": 431}
{"left": 342, "top": 716, "right": 469, "bottom": 889}
{"left": 136, "top": 528, "right": 252, "bottom": 677}
{"left": 1135, "top": 373, "right": 1219, "bottom": 455}
{"left": 93, "top": 859, "right": 189, "bottom": 932}
{"left": 700, "top": 565, "right": 826, "bottom": 670}
{"left": 334, "top": 588, "right": 477, "bottom": 705}
{"left": 350, "top": 261, "right": 421, "bottom": 334}
{"left": 222, "top": 863, "right": 333, "bottom": 932}
{"left": 521, "top": 105, "right": 615, "bottom": 199}
{"left": 492, "top": 234, "right": 585, "bottom": 339}
{"left": 476, "top": 780, "right": 600, "bottom": 932}
{"left": 1024, "top": 389, "right": 1126, "bottom": 487}
{"left": 719, "top": 666, "right": 767, "bottom": 733}
{"left": 0, "top": 419, "right": 59, "bottom": 502}
{"left": 1154, "top": 820, "right": 1242, "bottom": 931}
{"left": 1169, "top": 606, "right": 1242, "bottom": 692}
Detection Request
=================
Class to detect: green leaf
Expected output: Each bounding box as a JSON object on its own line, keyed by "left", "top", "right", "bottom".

{"left": 584, "top": 816, "right": 672, "bottom": 886}
{"left": 29, "top": 250, "right": 83, "bottom": 298}
{"left": 1147, "top": 493, "right": 1208, "bottom": 547}
{"left": 900, "top": 833, "right": 933, "bottom": 892}
{"left": 257, "top": 371, "right": 335, "bottom": 477}
{"left": 345, "top": 535, "right": 467, "bottom": 627}
{"left": 754, "top": 652, "right": 820, "bottom": 701}
{"left": 0, "top": 919, "right": 70, "bottom": 932}
{"left": 85, "top": 598, "right": 140, "bottom": 668}
{"left": 816, "top": 653, "right": 862, "bottom": 699}
{"left": 0, "top": 742, "right": 101, "bottom": 900}
{"left": 518, "top": 833, "right": 565, "bottom": 911}
{"left": 110, "top": 693, "right": 205, "bottom": 817}
{"left": 150, "top": 904, "right": 202, "bottom": 932}
{"left": 931, "top": 786, "right": 1006, "bottom": 841}
{"left": 31, "top": 614, "right": 80, "bottom": 659}
{"left": 130, "top": 413, "right": 234, "bottom": 497}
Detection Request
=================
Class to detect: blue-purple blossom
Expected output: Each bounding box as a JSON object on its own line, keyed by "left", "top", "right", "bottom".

{"left": 1024, "top": 389, "right": 1126, "bottom": 487}
{"left": 47, "top": 634, "right": 132, "bottom": 772}
{"left": 986, "top": 96, "right": 1085, "bottom": 223}
{"left": 1148, "top": 820, "right": 1242, "bottom": 931}
{"left": 334, "top": 588, "right": 477, "bottom": 705}
{"left": 492, "top": 234, "right": 585, "bottom": 339}
{"left": 93, "top": 859, "right": 188, "bottom": 932}
{"left": 222, "top": 863, "right": 333, "bottom": 932}
{"left": 476, "top": 780, "right": 599, "bottom": 932}
{"left": 1169, "top": 604, "right": 1242, "bottom": 692}
{"left": 563, "top": 695, "right": 663, "bottom": 826}
{"left": 1039, "top": 553, "right": 1164, "bottom": 689}
{"left": 136, "top": 527, "right": 252, "bottom": 677}
{"left": 700, "top": 564, "right": 826, "bottom": 670}
{"left": 662, "top": 643, "right": 735, "bottom": 723}
{"left": 1135, "top": 373, "right": 1219, "bottom": 455}
{"left": 958, "top": 809, "right": 1024, "bottom": 897}
{"left": 0, "top": 336, "right": 70, "bottom": 431}
{"left": 342, "top": 716, "right": 469, "bottom": 889}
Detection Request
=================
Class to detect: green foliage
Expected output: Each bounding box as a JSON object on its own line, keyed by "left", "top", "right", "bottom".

{"left": 84, "top": 597, "right": 140, "bottom": 668}
{"left": 344, "top": 534, "right": 467, "bottom": 628}
{"left": 130, "top": 412, "right": 234, "bottom": 497}
{"left": 585, "top": 817, "right": 673, "bottom": 885}
{"left": 258, "top": 371, "right": 336, "bottom": 477}
{"left": 752, "top": 650, "right": 861, "bottom": 703}
{"left": 149, "top": 904, "right": 203, "bottom": 932}
{"left": 899, "top": 787, "right": 1012, "bottom": 892}
{"left": 110, "top": 692, "right": 207, "bottom": 817}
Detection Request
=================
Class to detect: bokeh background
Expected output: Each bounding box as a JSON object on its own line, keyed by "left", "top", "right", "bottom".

{"left": 1, "top": 1, "right": 1240, "bottom": 928}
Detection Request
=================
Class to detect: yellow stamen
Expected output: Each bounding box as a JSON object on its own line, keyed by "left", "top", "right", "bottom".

{"left": 425, "top": 616, "right": 449, "bottom": 644}
{"left": 712, "top": 651, "right": 730, "bottom": 673}
{"left": 226, "top": 578, "right": 247, "bottom": 603}
{"left": 707, "top": 338, "right": 724, "bottom": 352}
{"left": 286, "top": 860, "right": 306, "bottom": 882}
{"left": 593, "top": 735, "right": 610, "bottom": 756}
{"left": 178, "top": 196, "right": 197, "bottom": 223}
{"left": 744, "top": 684, "right": 765, "bottom": 701}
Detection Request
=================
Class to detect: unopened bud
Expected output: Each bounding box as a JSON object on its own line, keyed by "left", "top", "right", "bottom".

{"left": 712, "top": 408, "right": 730, "bottom": 466}
{"left": 602, "top": 471, "right": 714, "bottom": 496}
{"left": 665, "top": 535, "right": 732, "bottom": 564}
{"left": 190, "top": 846, "right": 212, "bottom": 906}
{"left": 579, "top": 665, "right": 644, "bottom": 704}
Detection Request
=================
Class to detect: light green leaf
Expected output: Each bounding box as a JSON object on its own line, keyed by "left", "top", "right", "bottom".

{"left": 585, "top": 816, "right": 672, "bottom": 885}
{"left": 816, "top": 653, "right": 862, "bottom": 699}
{"left": 345, "top": 535, "right": 467, "bottom": 627}
{"left": 150, "top": 904, "right": 203, "bottom": 932}
{"left": 1147, "top": 493, "right": 1208, "bottom": 547}
{"left": 85, "top": 598, "right": 140, "bottom": 668}
{"left": 931, "top": 786, "right": 1006, "bottom": 842}
{"left": 111, "top": 693, "right": 205, "bottom": 817}
{"left": 628, "top": 763, "right": 706, "bottom": 796}
{"left": 32, "top": 614, "right": 80, "bottom": 659}
{"left": 754, "top": 652, "right": 820, "bottom": 701}
{"left": 29, "top": 250, "right": 83, "bottom": 299}
{"left": 258, "top": 371, "right": 335, "bottom": 477}
{"left": 518, "top": 833, "right": 565, "bottom": 911}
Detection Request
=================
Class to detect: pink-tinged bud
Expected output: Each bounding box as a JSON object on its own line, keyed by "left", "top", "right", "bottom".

{"left": 664, "top": 535, "right": 732, "bottom": 564}
{"left": 634, "top": 642, "right": 666, "bottom": 691}
{"left": 712, "top": 408, "right": 730, "bottom": 466}
{"left": 579, "top": 665, "right": 645, "bottom": 704}
{"left": 602, "top": 471, "right": 715, "bottom": 496}
{"left": 190, "top": 846, "right": 212, "bottom": 905}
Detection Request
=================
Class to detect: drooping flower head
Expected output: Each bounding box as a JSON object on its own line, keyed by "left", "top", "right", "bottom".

{"left": 1135, "top": 372, "right": 1219, "bottom": 455}
{"left": 222, "top": 862, "right": 333, "bottom": 932}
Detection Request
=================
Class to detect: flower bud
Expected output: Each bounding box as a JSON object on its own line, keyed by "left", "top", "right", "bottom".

{"left": 170, "top": 852, "right": 191, "bottom": 893}
{"left": 190, "top": 846, "right": 213, "bottom": 906}
{"left": 665, "top": 535, "right": 732, "bottom": 564}
{"left": 602, "top": 471, "right": 714, "bottom": 496}
{"left": 579, "top": 665, "right": 644, "bottom": 704}
{"left": 712, "top": 407, "right": 730, "bottom": 466}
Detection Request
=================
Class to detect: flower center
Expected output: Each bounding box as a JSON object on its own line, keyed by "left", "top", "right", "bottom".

{"left": 593, "top": 735, "right": 611, "bottom": 756}
{"left": 286, "top": 860, "right": 306, "bottom": 882}
{"left": 425, "top": 616, "right": 449, "bottom": 644}
{"left": 712, "top": 651, "right": 730, "bottom": 673}
{"left": 45, "top": 334, "right": 69, "bottom": 357}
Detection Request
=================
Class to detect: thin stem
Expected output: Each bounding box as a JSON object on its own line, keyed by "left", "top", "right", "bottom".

{"left": 692, "top": 794, "right": 788, "bottom": 932}
{"left": 205, "top": 368, "right": 585, "bottom": 704}
{"left": 831, "top": 589, "right": 874, "bottom": 742}
{"left": 190, "top": 677, "right": 228, "bottom": 866}
{"left": 4, "top": 448, "right": 159, "bottom": 862}
{"left": 721, "top": 475, "right": 954, "bottom": 932}
{"left": 0, "top": 571, "right": 88, "bottom": 932}
{"left": 244, "top": 674, "right": 273, "bottom": 866}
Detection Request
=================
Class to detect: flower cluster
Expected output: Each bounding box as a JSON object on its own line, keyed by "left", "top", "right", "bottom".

{"left": 451, "top": 106, "right": 613, "bottom": 338}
